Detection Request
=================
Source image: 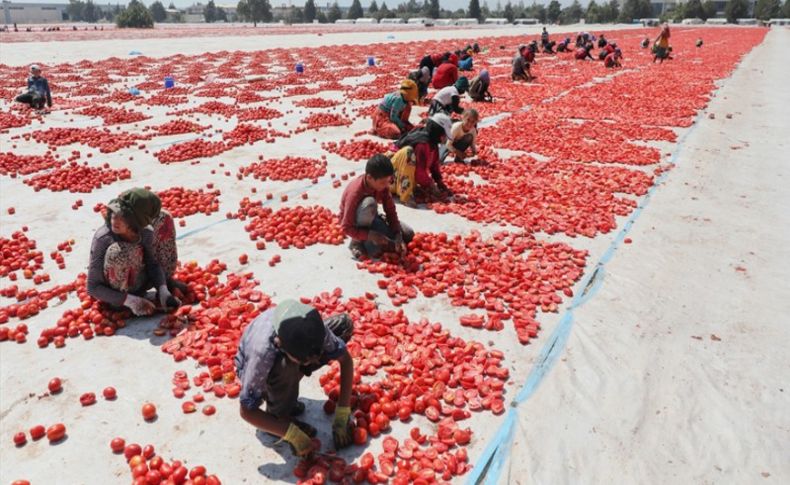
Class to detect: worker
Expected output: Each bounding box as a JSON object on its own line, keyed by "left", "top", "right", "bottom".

{"left": 512, "top": 45, "right": 534, "bottom": 82}
{"left": 598, "top": 42, "right": 616, "bottom": 61}
{"left": 604, "top": 48, "right": 623, "bottom": 68}
{"left": 557, "top": 37, "right": 572, "bottom": 53}
{"left": 540, "top": 27, "right": 550, "bottom": 48}
{"left": 443, "top": 109, "right": 479, "bottom": 164}
{"left": 432, "top": 53, "right": 459, "bottom": 89}
{"left": 87, "top": 188, "right": 183, "bottom": 316}
{"left": 419, "top": 53, "right": 444, "bottom": 75}
{"left": 407, "top": 66, "right": 431, "bottom": 104}
{"left": 14, "top": 65, "right": 52, "bottom": 112}
{"left": 428, "top": 77, "right": 469, "bottom": 116}
{"left": 236, "top": 300, "right": 355, "bottom": 457}
{"left": 575, "top": 43, "right": 594, "bottom": 61}
{"left": 458, "top": 48, "right": 474, "bottom": 71}
{"left": 696, "top": 38, "right": 703, "bottom": 48}
{"left": 390, "top": 113, "right": 453, "bottom": 205}
{"left": 339, "top": 155, "right": 413, "bottom": 259}
{"left": 468, "top": 69, "right": 492, "bottom": 102}
{"left": 372, "top": 80, "right": 418, "bottom": 139}
{"left": 641, "top": 37, "right": 650, "bottom": 48}
{"left": 597, "top": 33, "right": 608, "bottom": 48}
{"left": 653, "top": 23, "right": 671, "bottom": 63}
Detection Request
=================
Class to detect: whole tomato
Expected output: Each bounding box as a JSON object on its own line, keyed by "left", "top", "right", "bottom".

{"left": 48, "top": 377, "right": 62, "bottom": 394}
{"left": 29, "top": 425, "right": 46, "bottom": 441}
{"left": 110, "top": 437, "right": 125, "bottom": 453}
{"left": 141, "top": 403, "right": 157, "bottom": 421}
{"left": 103, "top": 386, "right": 117, "bottom": 400}
{"left": 46, "top": 423, "right": 66, "bottom": 442}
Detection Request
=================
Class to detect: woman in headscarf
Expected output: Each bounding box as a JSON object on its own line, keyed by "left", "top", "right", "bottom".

{"left": 407, "top": 66, "right": 432, "bottom": 105}
{"left": 372, "top": 79, "right": 418, "bottom": 139}
{"left": 653, "top": 24, "right": 671, "bottom": 63}
{"left": 389, "top": 113, "right": 453, "bottom": 205}
{"left": 469, "top": 69, "right": 492, "bottom": 102}
{"left": 87, "top": 188, "right": 182, "bottom": 316}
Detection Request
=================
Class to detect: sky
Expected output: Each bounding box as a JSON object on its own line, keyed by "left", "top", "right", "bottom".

{"left": 12, "top": 0, "right": 584, "bottom": 12}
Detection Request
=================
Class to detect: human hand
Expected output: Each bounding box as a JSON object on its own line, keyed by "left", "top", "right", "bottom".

{"left": 158, "top": 285, "right": 181, "bottom": 309}
{"left": 124, "top": 294, "right": 156, "bottom": 316}
{"left": 332, "top": 406, "right": 352, "bottom": 449}
{"left": 283, "top": 422, "right": 315, "bottom": 457}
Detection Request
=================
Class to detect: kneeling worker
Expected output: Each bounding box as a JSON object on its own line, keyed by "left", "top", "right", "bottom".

{"left": 236, "top": 300, "right": 355, "bottom": 456}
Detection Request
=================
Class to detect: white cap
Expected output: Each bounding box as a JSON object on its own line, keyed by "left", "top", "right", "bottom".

{"left": 30, "top": 64, "right": 40, "bottom": 71}
{"left": 430, "top": 112, "right": 453, "bottom": 140}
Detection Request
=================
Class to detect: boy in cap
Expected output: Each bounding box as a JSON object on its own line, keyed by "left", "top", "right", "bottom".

{"left": 15, "top": 65, "right": 52, "bottom": 113}
{"left": 512, "top": 45, "right": 534, "bottom": 82}
{"left": 339, "top": 154, "right": 414, "bottom": 259}
{"left": 236, "top": 300, "right": 354, "bottom": 456}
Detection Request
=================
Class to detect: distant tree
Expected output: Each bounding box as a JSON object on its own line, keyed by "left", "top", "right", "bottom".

{"left": 237, "top": 0, "right": 249, "bottom": 20}
{"left": 547, "top": 0, "right": 561, "bottom": 22}
{"left": 303, "top": 0, "right": 316, "bottom": 21}
{"left": 82, "top": 0, "right": 99, "bottom": 22}
{"left": 685, "top": 0, "right": 706, "bottom": 18}
{"left": 559, "top": 0, "right": 583, "bottom": 23}
{"left": 427, "top": 0, "right": 440, "bottom": 18}
{"left": 585, "top": 0, "right": 600, "bottom": 22}
{"left": 784, "top": 0, "right": 790, "bottom": 16}
{"left": 754, "top": 0, "right": 781, "bottom": 19}
{"left": 619, "top": 0, "right": 652, "bottom": 22}
{"left": 149, "top": 1, "right": 167, "bottom": 22}
{"left": 379, "top": 1, "right": 395, "bottom": 18}
{"left": 328, "top": 2, "right": 343, "bottom": 22}
{"left": 725, "top": 0, "right": 749, "bottom": 21}
{"left": 503, "top": 1, "right": 515, "bottom": 21}
{"left": 287, "top": 7, "right": 303, "bottom": 22}
{"left": 481, "top": 0, "right": 491, "bottom": 17}
{"left": 317, "top": 10, "right": 328, "bottom": 22}
{"left": 247, "top": 0, "right": 272, "bottom": 25}
{"left": 702, "top": 0, "right": 717, "bottom": 19}
{"left": 468, "top": 0, "right": 482, "bottom": 20}
{"left": 67, "top": 0, "right": 85, "bottom": 21}
{"left": 602, "top": 0, "right": 619, "bottom": 21}
{"left": 369, "top": 0, "right": 379, "bottom": 14}
{"left": 216, "top": 6, "right": 227, "bottom": 21}
{"left": 204, "top": 0, "right": 217, "bottom": 22}
{"left": 116, "top": 0, "right": 154, "bottom": 27}
{"left": 348, "top": 0, "right": 364, "bottom": 19}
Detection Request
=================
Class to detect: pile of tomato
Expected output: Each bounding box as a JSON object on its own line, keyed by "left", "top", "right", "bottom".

{"left": 154, "top": 139, "right": 230, "bottom": 163}
{"left": 0, "top": 152, "right": 63, "bottom": 176}
{"left": 23, "top": 162, "right": 131, "bottom": 193}
{"left": 236, "top": 106, "right": 283, "bottom": 122}
{"left": 322, "top": 139, "right": 390, "bottom": 162}
{"left": 222, "top": 123, "right": 284, "bottom": 147}
{"left": 149, "top": 119, "right": 207, "bottom": 136}
{"left": 76, "top": 105, "right": 150, "bottom": 125}
{"left": 114, "top": 440, "right": 222, "bottom": 485}
{"left": 235, "top": 200, "right": 345, "bottom": 249}
{"left": 157, "top": 186, "right": 221, "bottom": 218}
{"left": 294, "top": 97, "right": 342, "bottom": 109}
{"left": 238, "top": 156, "right": 327, "bottom": 182}
{"left": 297, "top": 113, "right": 353, "bottom": 132}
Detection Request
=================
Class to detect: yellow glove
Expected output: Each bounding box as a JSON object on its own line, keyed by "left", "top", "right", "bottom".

{"left": 282, "top": 422, "right": 314, "bottom": 457}
{"left": 332, "top": 406, "right": 352, "bottom": 449}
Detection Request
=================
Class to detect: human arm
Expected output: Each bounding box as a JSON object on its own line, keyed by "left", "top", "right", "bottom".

{"left": 43, "top": 79, "right": 52, "bottom": 107}
{"left": 380, "top": 188, "right": 402, "bottom": 235}
{"left": 413, "top": 143, "right": 436, "bottom": 189}
{"left": 86, "top": 230, "right": 129, "bottom": 307}
{"left": 450, "top": 95, "right": 464, "bottom": 115}
{"left": 331, "top": 349, "right": 355, "bottom": 448}
{"left": 388, "top": 96, "right": 407, "bottom": 131}
{"left": 339, "top": 185, "right": 370, "bottom": 241}
{"left": 140, "top": 229, "right": 167, "bottom": 295}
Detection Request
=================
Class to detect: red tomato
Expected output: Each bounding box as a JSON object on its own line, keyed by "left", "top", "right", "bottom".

{"left": 110, "top": 437, "right": 125, "bottom": 453}
{"left": 352, "top": 427, "right": 367, "bottom": 446}
{"left": 143, "top": 444, "right": 155, "bottom": 459}
{"left": 103, "top": 386, "right": 117, "bottom": 399}
{"left": 202, "top": 405, "right": 216, "bottom": 416}
{"left": 48, "top": 377, "right": 62, "bottom": 394}
{"left": 13, "top": 432, "right": 27, "bottom": 446}
{"left": 124, "top": 443, "right": 142, "bottom": 461}
{"left": 79, "top": 392, "right": 96, "bottom": 406}
{"left": 29, "top": 425, "right": 46, "bottom": 441}
{"left": 46, "top": 423, "right": 66, "bottom": 442}
{"left": 189, "top": 466, "right": 207, "bottom": 479}
{"left": 142, "top": 403, "right": 157, "bottom": 421}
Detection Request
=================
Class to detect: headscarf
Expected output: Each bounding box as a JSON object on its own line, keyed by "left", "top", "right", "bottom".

{"left": 479, "top": 69, "right": 490, "bottom": 83}
{"left": 107, "top": 188, "right": 162, "bottom": 230}
{"left": 400, "top": 79, "right": 418, "bottom": 104}
{"left": 454, "top": 76, "right": 469, "bottom": 94}
{"left": 419, "top": 66, "right": 431, "bottom": 83}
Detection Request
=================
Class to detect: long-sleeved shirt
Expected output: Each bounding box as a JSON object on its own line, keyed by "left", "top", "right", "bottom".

{"left": 87, "top": 225, "right": 165, "bottom": 307}
{"left": 27, "top": 76, "right": 52, "bottom": 106}
{"left": 414, "top": 142, "right": 442, "bottom": 188}
{"left": 432, "top": 63, "right": 458, "bottom": 89}
{"left": 339, "top": 175, "right": 401, "bottom": 242}
{"left": 235, "top": 309, "right": 346, "bottom": 411}
{"left": 512, "top": 54, "right": 528, "bottom": 76}
{"left": 379, "top": 92, "right": 411, "bottom": 131}
{"left": 469, "top": 77, "right": 490, "bottom": 101}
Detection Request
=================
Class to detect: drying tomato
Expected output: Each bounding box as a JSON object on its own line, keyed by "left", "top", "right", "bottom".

{"left": 46, "top": 423, "right": 66, "bottom": 442}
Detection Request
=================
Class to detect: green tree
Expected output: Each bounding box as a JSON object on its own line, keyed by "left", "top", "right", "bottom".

{"left": 328, "top": 2, "right": 342, "bottom": 22}
{"left": 427, "top": 0, "right": 440, "bottom": 18}
{"left": 547, "top": 0, "right": 561, "bottom": 22}
{"left": 204, "top": 0, "right": 217, "bottom": 22}
{"left": 149, "top": 1, "right": 167, "bottom": 22}
{"left": 237, "top": 0, "right": 249, "bottom": 20}
{"left": 67, "top": 0, "right": 85, "bottom": 21}
{"left": 287, "top": 7, "right": 303, "bottom": 22}
{"left": 586, "top": 0, "right": 600, "bottom": 22}
{"left": 348, "top": 0, "right": 364, "bottom": 18}
{"left": 304, "top": 0, "right": 317, "bottom": 21}
{"left": 247, "top": 0, "right": 272, "bottom": 25}
{"left": 216, "top": 6, "right": 227, "bottom": 20}
{"left": 503, "top": 1, "right": 515, "bottom": 21}
{"left": 379, "top": 1, "right": 394, "bottom": 18}
{"left": 599, "top": 0, "right": 619, "bottom": 22}
{"left": 559, "top": 0, "right": 582, "bottom": 23}
{"left": 369, "top": 0, "right": 379, "bottom": 14}
{"left": 687, "top": 0, "right": 707, "bottom": 18}
{"left": 82, "top": 0, "right": 99, "bottom": 21}
{"left": 754, "top": 0, "right": 781, "bottom": 19}
{"left": 784, "top": 0, "right": 790, "bottom": 16}
{"left": 702, "top": 0, "right": 717, "bottom": 19}
{"left": 116, "top": 0, "right": 154, "bottom": 27}
{"left": 317, "top": 10, "right": 327, "bottom": 22}
{"left": 725, "top": 0, "right": 749, "bottom": 21}
{"left": 619, "top": 0, "right": 651, "bottom": 22}
{"left": 468, "top": 0, "right": 482, "bottom": 20}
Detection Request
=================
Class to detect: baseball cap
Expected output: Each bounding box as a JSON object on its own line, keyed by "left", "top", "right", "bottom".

{"left": 273, "top": 300, "right": 326, "bottom": 361}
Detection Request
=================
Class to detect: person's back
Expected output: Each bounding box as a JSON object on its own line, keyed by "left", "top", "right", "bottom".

{"left": 512, "top": 52, "right": 525, "bottom": 75}
{"left": 432, "top": 62, "right": 458, "bottom": 89}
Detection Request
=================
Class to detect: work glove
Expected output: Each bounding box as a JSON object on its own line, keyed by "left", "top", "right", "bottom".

{"left": 282, "top": 422, "right": 314, "bottom": 457}
{"left": 124, "top": 294, "right": 155, "bottom": 316}
{"left": 158, "top": 285, "right": 181, "bottom": 309}
{"left": 332, "top": 406, "right": 352, "bottom": 449}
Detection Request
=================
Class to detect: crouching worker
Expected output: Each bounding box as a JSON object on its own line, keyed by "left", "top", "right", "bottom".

{"left": 390, "top": 113, "right": 453, "bottom": 204}
{"left": 372, "top": 80, "right": 418, "bottom": 139}
{"left": 512, "top": 45, "right": 535, "bottom": 82}
{"left": 236, "top": 300, "right": 355, "bottom": 456}
{"left": 469, "top": 69, "right": 492, "bottom": 102}
{"left": 428, "top": 76, "right": 468, "bottom": 115}
{"left": 557, "top": 37, "right": 572, "bottom": 53}
{"left": 407, "top": 66, "right": 431, "bottom": 104}
{"left": 15, "top": 64, "right": 52, "bottom": 112}
{"left": 442, "top": 109, "right": 479, "bottom": 163}
{"left": 87, "top": 188, "right": 183, "bottom": 316}
{"left": 604, "top": 48, "right": 623, "bottom": 68}
{"left": 339, "top": 154, "right": 414, "bottom": 259}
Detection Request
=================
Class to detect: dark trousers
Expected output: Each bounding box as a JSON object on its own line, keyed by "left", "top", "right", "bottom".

{"left": 15, "top": 91, "right": 45, "bottom": 109}
{"left": 354, "top": 197, "right": 414, "bottom": 257}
